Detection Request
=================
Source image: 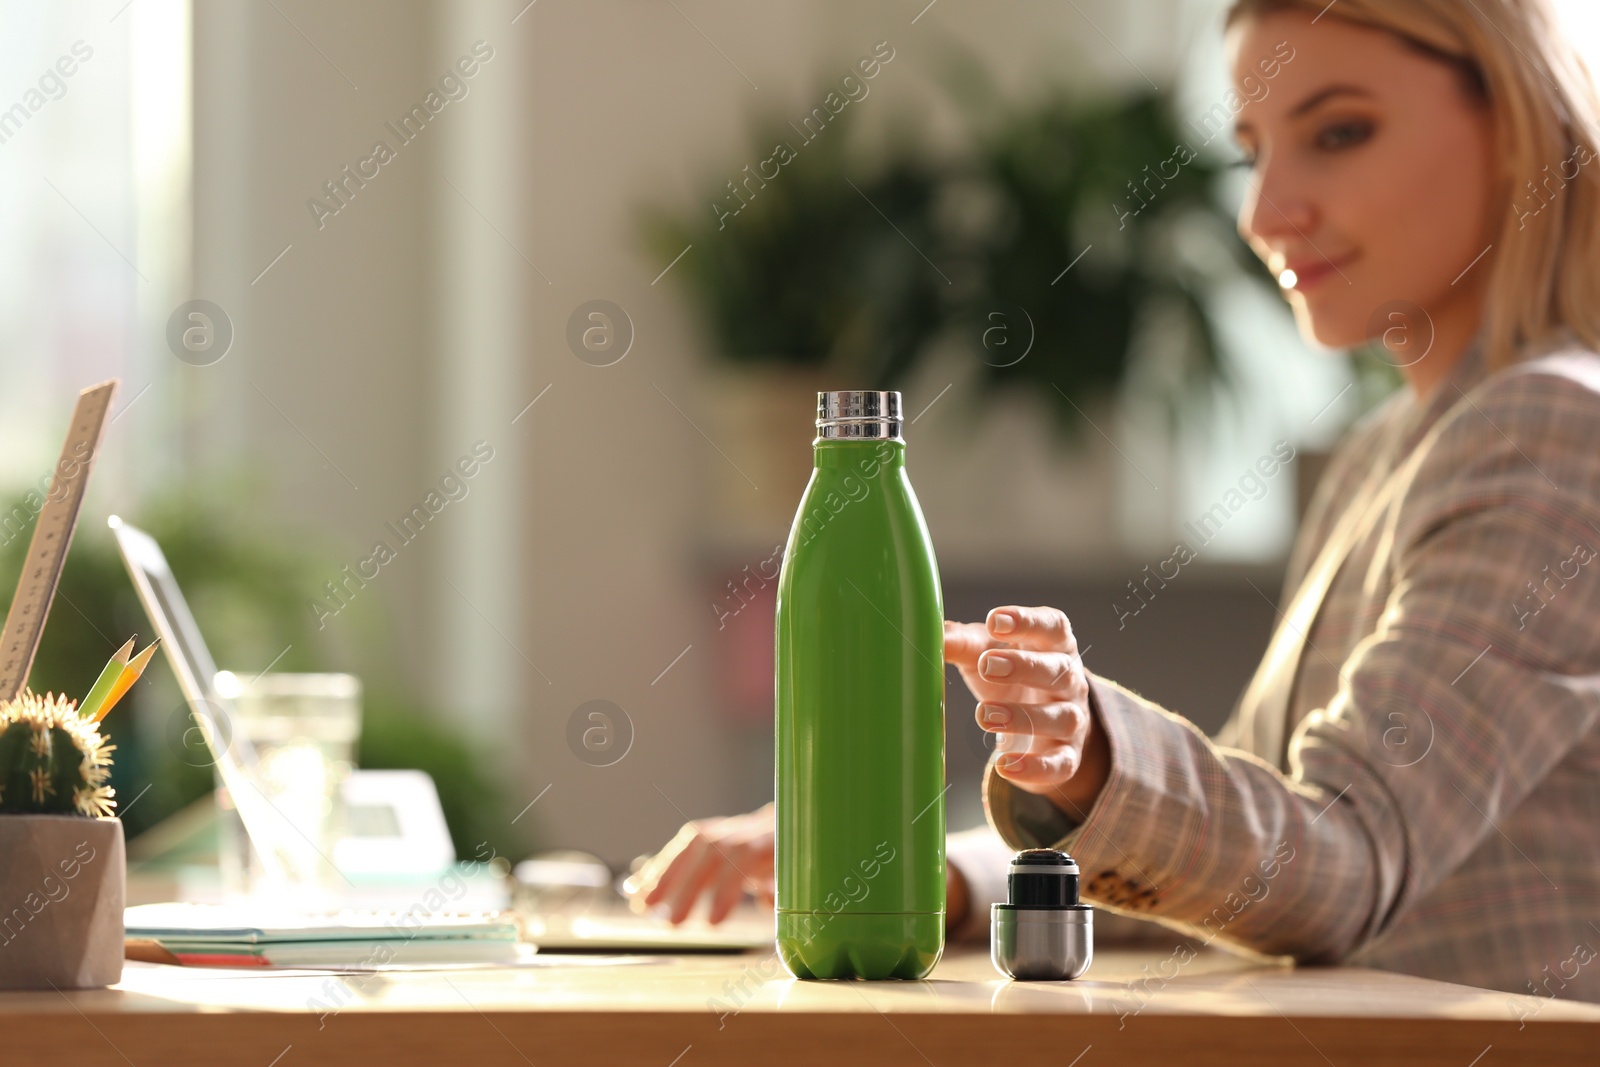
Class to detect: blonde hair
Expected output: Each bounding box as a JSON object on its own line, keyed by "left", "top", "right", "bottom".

{"left": 1227, "top": 0, "right": 1600, "bottom": 369}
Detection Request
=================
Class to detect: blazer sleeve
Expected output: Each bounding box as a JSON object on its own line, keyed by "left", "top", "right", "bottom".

{"left": 983, "top": 365, "right": 1600, "bottom": 962}
{"left": 944, "top": 822, "right": 1203, "bottom": 947}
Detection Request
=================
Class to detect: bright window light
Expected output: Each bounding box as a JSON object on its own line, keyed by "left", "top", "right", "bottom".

{"left": 1552, "top": 0, "right": 1600, "bottom": 80}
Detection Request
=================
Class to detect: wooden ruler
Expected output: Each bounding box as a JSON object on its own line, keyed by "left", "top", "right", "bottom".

{"left": 0, "top": 380, "right": 118, "bottom": 702}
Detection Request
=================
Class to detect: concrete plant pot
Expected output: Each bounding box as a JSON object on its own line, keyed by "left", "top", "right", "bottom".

{"left": 0, "top": 815, "right": 124, "bottom": 989}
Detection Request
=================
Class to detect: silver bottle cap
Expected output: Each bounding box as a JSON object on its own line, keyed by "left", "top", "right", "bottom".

{"left": 991, "top": 849, "right": 1094, "bottom": 981}
{"left": 816, "top": 391, "right": 903, "bottom": 441}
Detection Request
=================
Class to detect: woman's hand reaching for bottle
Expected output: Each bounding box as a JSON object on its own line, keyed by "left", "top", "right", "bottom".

{"left": 944, "top": 605, "right": 1110, "bottom": 818}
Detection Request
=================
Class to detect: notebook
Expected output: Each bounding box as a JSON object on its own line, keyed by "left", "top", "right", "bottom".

{"left": 125, "top": 902, "right": 521, "bottom": 967}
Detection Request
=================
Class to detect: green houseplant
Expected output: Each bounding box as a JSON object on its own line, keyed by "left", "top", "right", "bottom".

{"left": 932, "top": 79, "right": 1254, "bottom": 432}
{"left": 642, "top": 109, "right": 949, "bottom": 385}
{"left": 640, "top": 69, "right": 1268, "bottom": 438}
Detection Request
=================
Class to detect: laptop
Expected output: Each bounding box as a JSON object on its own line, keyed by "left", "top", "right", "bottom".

{"left": 110, "top": 515, "right": 770, "bottom": 951}
{"left": 108, "top": 515, "right": 302, "bottom": 882}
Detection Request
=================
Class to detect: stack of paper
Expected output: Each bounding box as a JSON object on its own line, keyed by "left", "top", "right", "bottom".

{"left": 125, "top": 903, "right": 522, "bottom": 967}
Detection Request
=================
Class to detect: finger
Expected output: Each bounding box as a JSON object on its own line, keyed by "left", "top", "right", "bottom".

{"left": 707, "top": 858, "right": 747, "bottom": 925}
{"left": 645, "top": 831, "right": 713, "bottom": 918}
{"left": 736, "top": 826, "right": 776, "bottom": 883}
{"left": 640, "top": 823, "right": 701, "bottom": 906}
{"left": 987, "top": 606, "right": 1076, "bottom": 653}
{"left": 951, "top": 660, "right": 1027, "bottom": 707}
{"left": 661, "top": 839, "right": 725, "bottom": 925}
{"left": 977, "top": 648, "right": 1082, "bottom": 693}
{"left": 944, "top": 620, "right": 999, "bottom": 665}
{"left": 947, "top": 624, "right": 1041, "bottom": 704}
{"left": 993, "top": 742, "right": 1083, "bottom": 793}
{"left": 975, "top": 700, "right": 1088, "bottom": 743}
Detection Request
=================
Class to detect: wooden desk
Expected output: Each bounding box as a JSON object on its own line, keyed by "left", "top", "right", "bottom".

{"left": 7, "top": 946, "right": 1597, "bottom": 1066}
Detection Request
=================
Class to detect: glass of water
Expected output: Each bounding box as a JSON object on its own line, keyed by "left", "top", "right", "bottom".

{"left": 210, "top": 671, "right": 362, "bottom": 899}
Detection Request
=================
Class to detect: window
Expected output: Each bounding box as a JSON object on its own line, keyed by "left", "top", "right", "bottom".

{"left": 0, "top": 0, "right": 189, "bottom": 504}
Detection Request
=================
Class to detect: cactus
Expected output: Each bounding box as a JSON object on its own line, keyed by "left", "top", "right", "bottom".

{"left": 0, "top": 690, "right": 115, "bottom": 817}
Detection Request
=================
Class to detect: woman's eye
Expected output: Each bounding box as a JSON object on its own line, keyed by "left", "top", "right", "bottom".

{"left": 1314, "top": 119, "right": 1374, "bottom": 151}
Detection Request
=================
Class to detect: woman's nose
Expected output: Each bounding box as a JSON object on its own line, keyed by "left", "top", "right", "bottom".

{"left": 1238, "top": 161, "right": 1317, "bottom": 248}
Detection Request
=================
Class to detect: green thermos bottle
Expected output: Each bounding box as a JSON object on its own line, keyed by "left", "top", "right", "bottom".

{"left": 775, "top": 390, "right": 946, "bottom": 980}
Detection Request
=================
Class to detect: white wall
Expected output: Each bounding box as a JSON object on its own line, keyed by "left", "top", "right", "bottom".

{"left": 192, "top": 0, "right": 1294, "bottom": 866}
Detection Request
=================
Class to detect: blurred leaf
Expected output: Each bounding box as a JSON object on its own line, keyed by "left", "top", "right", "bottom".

{"left": 640, "top": 100, "right": 946, "bottom": 384}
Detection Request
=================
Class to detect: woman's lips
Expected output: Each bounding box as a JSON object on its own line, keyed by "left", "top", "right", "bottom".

{"left": 1279, "top": 253, "right": 1357, "bottom": 293}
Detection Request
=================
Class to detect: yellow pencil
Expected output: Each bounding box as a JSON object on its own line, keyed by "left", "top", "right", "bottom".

{"left": 93, "top": 640, "right": 160, "bottom": 723}
{"left": 79, "top": 636, "right": 136, "bottom": 719}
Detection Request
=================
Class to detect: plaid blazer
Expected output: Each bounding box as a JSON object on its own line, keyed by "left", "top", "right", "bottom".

{"left": 983, "top": 331, "right": 1600, "bottom": 1003}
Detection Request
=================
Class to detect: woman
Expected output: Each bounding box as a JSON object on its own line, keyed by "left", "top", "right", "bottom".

{"left": 630, "top": 0, "right": 1600, "bottom": 1001}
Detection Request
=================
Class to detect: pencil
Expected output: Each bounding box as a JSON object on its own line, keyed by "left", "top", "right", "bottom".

{"left": 93, "top": 640, "right": 160, "bottom": 723}
{"left": 79, "top": 637, "right": 136, "bottom": 719}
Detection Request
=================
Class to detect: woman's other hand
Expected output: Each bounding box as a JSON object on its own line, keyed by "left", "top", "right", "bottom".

{"left": 626, "top": 803, "right": 776, "bottom": 925}
{"left": 627, "top": 802, "right": 976, "bottom": 931}
{"left": 945, "top": 605, "right": 1110, "bottom": 816}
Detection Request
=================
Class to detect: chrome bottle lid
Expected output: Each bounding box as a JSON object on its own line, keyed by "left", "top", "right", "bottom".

{"left": 816, "top": 391, "right": 903, "bottom": 441}
{"left": 992, "top": 848, "right": 1094, "bottom": 981}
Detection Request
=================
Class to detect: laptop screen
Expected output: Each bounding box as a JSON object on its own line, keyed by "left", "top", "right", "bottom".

{"left": 109, "top": 515, "right": 291, "bottom": 880}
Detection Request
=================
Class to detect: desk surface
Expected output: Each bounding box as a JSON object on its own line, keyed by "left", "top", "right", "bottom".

{"left": 8, "top": 945, "right": 1598, "bottom": 1066}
